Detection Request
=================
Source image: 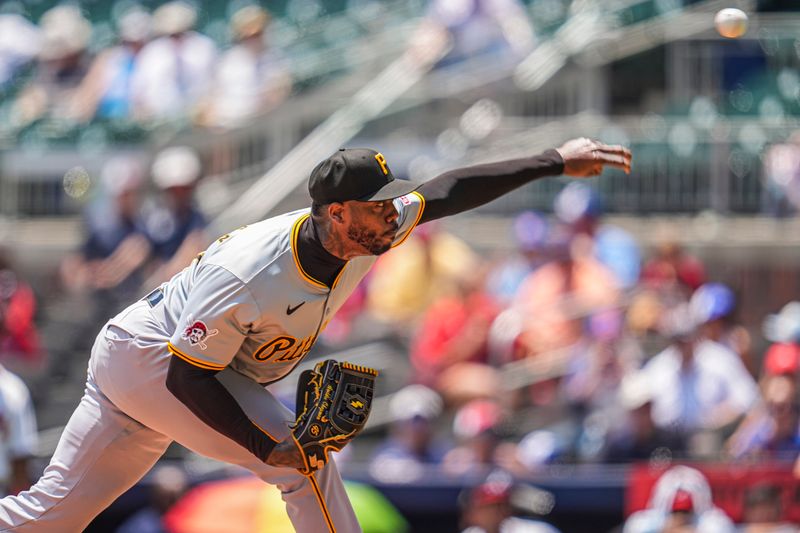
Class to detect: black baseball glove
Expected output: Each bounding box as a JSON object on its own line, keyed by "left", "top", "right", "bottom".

{"left": 291, "top": 360, "right": 377, "bottom": 475}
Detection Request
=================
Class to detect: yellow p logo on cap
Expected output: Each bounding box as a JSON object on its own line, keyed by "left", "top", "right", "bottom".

{"left": 374, "top": 153, "right": 389, "bottom": 175}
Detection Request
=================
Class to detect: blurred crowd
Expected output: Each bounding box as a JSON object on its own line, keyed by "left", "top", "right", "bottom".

{"left": 0, "top": 1, "right": 292, "bottom": 134}
{"left": 336, "top": 182, "right": 797, "bottom": 471}
{"left": 2, "top": 161, "right": 799, "bottom": 530}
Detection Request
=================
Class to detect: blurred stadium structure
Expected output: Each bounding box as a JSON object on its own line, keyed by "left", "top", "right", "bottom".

{"left": 0, "top": 0, "right": 799, "bottom": 532}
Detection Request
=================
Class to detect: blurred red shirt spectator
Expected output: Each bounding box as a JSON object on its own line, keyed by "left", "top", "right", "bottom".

{"left": 0, "top": 253, "right": 41, "bottom": 366}
{"left": 641, "top": 239, "right": 706, "bottom": 295}
{"left": 410, "top": 273, "right": 499, "bottom": 388}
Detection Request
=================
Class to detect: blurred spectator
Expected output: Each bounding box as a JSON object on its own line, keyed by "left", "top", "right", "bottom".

{"left": 131, "top": 1, "right": 217, "bottom": 121}
{"left": 554, "top": 182, "right": 641, "bottom": 289}
{"left": 762, "top": 302, "right": 800, "bottom": 345}
{"left": 626, "top": 289, "right": 667, "bottom": 339}
{"left": 366, "top": 223, "right": 479, "bottom": 328}
{"left": 201, "top": 6, "right": 292, "bottom": 128}
{"left": 369, "top": 385, "right": 447, "bottom": 483}
{"left": 738, "top": 483, "right": 797, "bottom": 533}
{"left": 604, "top": 372, "right": 686, "bottom": 463}
{"left": 641, "top": 234, "right": 706, "bottom": 298}
{"left": 459, "top": 474, "right": 561, "bottom": 533}
{"left": 60, "top": 155, "right": 151, "bottom": 311}
{"left": 443, "top": 399, "right": 507, "bottom": 477}
{"left": 762, "top": 135, "right": 800, "bottom": 217}
{"left": 762, "top": 342, "right": 800, "bottom": 379}
{"left": 562, "top": 309, "right": 642, "bottom": 413}
{"left": 70, "top": 7, "right": 152, "bottom": 122}
{"left": 485, "top": 211, "right": 549, "bottom": 306}
{"left": 553, "top": 182, "right": 604, "bottom": 238}
{"left": 421, "top": 0, "right": 535, "bottom": 68}
{"left": 0, "top": 364, "right": 37, "bottom": 497}
{"left": 725, "top": 343, "right": 799, "bottom": 459}
{"left": 690, "top": 282, "right": 755, "bottom": 376}
{"left": 623, "top": 466, "right": 735, "bottom": 533}
{"left": 116, "top": 464, "right": 188, "bottom": 533}
{"left": 0, "top": 14, "right": 40, "bottom": 90}
{"left": 0, "top": 249, "right": 43, "bottom": 368}
{"left": 511, "top": 429, "right": 569, "bottom": 473}
{"left": 561, "top": 310, "right": 645, "bottom": 461}
{"left": 410, "top": 266, "right": 499, "bottom": 388}
{"left": 638, "top": 306, "right": 759, "bottom": 453}
{"left": 727, "top": 374, "right": 799, "bottom": 460}
{"left": 12, "top": 5, "right": 91, "bottom": 127}
{"left": 143, "top": 146, "right": 209, "bottom": 287}
{"left": 512, "top": 229, "right": 620, "bottom": 358}
{"left": 437, "top": 362, "right": 502, "bottom": 407}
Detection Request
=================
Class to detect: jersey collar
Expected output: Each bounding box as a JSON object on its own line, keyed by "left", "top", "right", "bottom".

{"left": 290, "top": 214, "right": 348, "bottom": 291}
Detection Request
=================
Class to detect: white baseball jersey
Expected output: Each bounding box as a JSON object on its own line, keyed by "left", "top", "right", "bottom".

{"left": 122, "top": 191, "right": 425, "bottom": 384}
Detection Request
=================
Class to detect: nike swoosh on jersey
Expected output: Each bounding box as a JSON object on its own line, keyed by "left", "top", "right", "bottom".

{"left": 286, "top": 301, "right": 306, "bottom": 315}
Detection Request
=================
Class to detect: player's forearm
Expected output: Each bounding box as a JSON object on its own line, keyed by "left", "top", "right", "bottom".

{"left": 416, "top": 149, "right": 564, "bottom": 223}
{"left": 166, "top": 356, "right": 277, "bottom": 461}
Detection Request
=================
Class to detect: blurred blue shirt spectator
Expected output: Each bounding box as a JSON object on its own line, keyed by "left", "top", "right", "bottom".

{"left": 71, "top": 7, "right": 152, "bottom": 122}
{"left": 143, "top": 146, "right": 208, "bottom": 287}
{"left": 369, "top": 385, "right": 448, "bottom": 484}
{"left": 485, "top": 211, "right": 549, "bottom": 305}
{"left": 61, "top": 156, "right": 150, "bottom": 301}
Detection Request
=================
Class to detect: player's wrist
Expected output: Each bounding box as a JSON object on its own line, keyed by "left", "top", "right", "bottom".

{"left": 542, "top": 148, "right": 566, "bottom": 175}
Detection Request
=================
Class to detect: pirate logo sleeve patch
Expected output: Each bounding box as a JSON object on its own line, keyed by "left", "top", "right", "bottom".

{"left": 181, "top": 315, "right": 219, "bottom": 350}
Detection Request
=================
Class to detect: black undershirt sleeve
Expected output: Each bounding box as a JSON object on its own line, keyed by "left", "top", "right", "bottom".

{"left": 166, "top": 356, "right": 277, "bottom": 461}
{"left": 416, "top": 149, "right": 565, "bottom": 224}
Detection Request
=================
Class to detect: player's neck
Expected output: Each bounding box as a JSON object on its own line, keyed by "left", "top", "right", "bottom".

{"left": 309, "top": 216, "right": 359, "bottom": 261}
{"left": 298, "top": 217, "right": 347, "bottom": 285}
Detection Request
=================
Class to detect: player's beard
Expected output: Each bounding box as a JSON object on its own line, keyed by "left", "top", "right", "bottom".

{"left": 347, "top": 224, "right": 394, "bottom": 256}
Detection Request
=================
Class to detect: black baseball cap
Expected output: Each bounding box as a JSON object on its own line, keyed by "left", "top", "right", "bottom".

{"left": 308, "top": 148, "right": 421, "bottom": 204}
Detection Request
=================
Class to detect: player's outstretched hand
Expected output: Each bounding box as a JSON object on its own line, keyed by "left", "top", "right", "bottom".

{"left": 556, "top": 137, "right": 632, "bottom": 177}
{"left": 265, "top": 438, "right": 305, "bottom": 469}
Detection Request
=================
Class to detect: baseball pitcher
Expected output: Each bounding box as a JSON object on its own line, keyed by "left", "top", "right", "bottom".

{"left": 0, "top": 138, "right": 630, "bottom": 532}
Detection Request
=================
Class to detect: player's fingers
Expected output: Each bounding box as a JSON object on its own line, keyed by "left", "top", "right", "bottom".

{"left": 596, "top": 143, "right": 628, "bottom": 153}
{"left": 598, "top": 144, "right": 632, "bottom": 159}
{"left": 599, "top": 153, "right": 631, "bottom": 172}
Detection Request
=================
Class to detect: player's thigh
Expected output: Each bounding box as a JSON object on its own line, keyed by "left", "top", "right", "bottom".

{"left": 0, "top": 378, "right": 170, "bottom": 532}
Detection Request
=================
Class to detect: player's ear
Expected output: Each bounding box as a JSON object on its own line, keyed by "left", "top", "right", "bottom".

{"left": 328, "top": 202, "right": 345, "bottom": 224}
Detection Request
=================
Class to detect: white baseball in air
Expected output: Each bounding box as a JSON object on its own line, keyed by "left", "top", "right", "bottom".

{"left": 715, "top": 8, "right": 748, "bottom": 39}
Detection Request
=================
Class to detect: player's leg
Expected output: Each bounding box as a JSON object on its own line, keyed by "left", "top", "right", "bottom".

{"left": 0, "top": 375, "right": 171, "bottom": 532}
{"left": 105, "top": 359, "right": 360, "bottom": 533}
{"left": 214, "top": 368, "right": 358, "bottom": 533}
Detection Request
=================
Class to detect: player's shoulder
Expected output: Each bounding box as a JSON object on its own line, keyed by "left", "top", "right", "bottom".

{"left": 202, "top": 209, "right": 309, "bottom": 284}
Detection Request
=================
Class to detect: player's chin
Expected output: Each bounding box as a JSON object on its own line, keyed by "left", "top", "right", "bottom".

{"left": 368, "top": 238, "right": 393, "bottom": 256}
